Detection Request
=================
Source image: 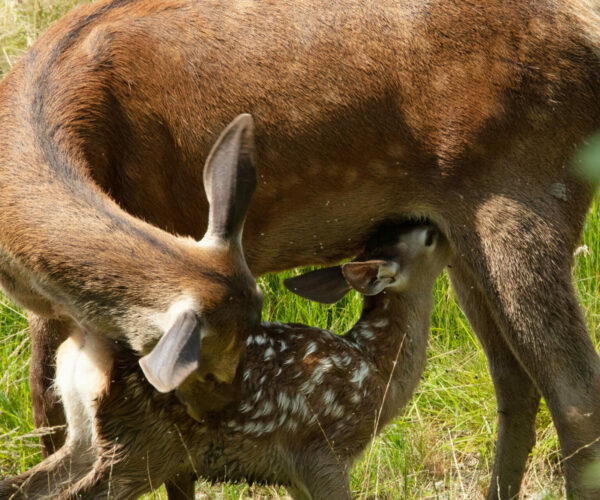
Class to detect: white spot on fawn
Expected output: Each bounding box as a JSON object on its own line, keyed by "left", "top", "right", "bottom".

{"left": 325, "top": 402, "right": 345, "bottom": 419}
{"left": 312, "top": 359, "right": 333, "bottom": 383}
{"left": 359, "top": 328, "right": 375, "bottom": 340}
{"left": 351, "top": 361, "right": 370, "bottom": 388}
{"left": 264, "top": 347, "right": 276, "bottom": 361}
{"left": 300, "top": 379, "right": 316, "bottom": 394}
{"left": 253, "top": 335, "right": 268, "bottom": 345}
{"left": 252, "top": 400, "right": 273, "bottom": 418}
{"left": 323, "top": 389, "right": 336, "bottom": 406}
{"left": 277, "top": 393, "right": 291, "bottom": 411}
{"left": 304, "top": 342, "right": 318, "bottom": 359}
{"left": 373, "top": 318, "right": 389, "bottom": 328}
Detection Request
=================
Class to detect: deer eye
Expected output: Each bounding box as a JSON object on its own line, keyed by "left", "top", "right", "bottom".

{"left": 424, "top": 229, "right": 436, "bottom": 247}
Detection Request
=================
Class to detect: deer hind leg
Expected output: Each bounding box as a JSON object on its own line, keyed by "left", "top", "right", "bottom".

{"left": 449, "top": 259, "right": 540, "bottom": 500}
{"left": 28, "top": 314, "right": 70, "bottom": 457}
{"left": 448, "top": 192, "right": 600, "bottom": 499}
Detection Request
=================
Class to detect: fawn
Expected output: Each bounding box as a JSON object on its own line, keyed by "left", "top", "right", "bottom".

{"left": 0, "top": 221, "right": 450, "bottom": 499}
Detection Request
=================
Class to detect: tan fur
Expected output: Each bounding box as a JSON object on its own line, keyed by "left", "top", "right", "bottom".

{"left": 2, "top": 0, "right": 600, "bottom": 497}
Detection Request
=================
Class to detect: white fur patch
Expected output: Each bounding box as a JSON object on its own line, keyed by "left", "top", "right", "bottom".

{"left": 253, "top": 400, "right": 274, "bottom": 418}
{"left": 312, "top": 359, "right": 333, "bottom": 384}
{"left": 56, "top": 332, "right": 113, "bottom": 448}
{"left": 350, "top": 361, "right": 370, "bottom": 388}
{"left": 264, "top": 347, "right": 276, "bottom": 361}
{"left": 360, "top": 328, "right": 375, "bottom": 340}
{"left": 152, "top": 296, "right": 198, "bottom": 336}
{"left": 254, "top": 335, "right": 268, "bottom": 345}
{"left": 373, "top": 318, "right": 389, "bottom": 328}
{"left": 325, "top": 401, "right": 345, "bottom": 419}
{"left": 303, "top": 342, "right": 318, "bottom": 359}
{"left": 277, "top": 393, "right": 291, "bottom": 411}
{"left": 322, "top": 389, "right": 336, "bottom": 406}
{"left": 299, "top": 379, "right": 316, "bottom": 394}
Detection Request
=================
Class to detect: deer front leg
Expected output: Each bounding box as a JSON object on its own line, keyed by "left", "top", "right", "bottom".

{"left": 449, "top": 259, "right": 540, "bottom": 500}
{"left": 288, "top": 452, "right": 351, "bottom": 500}
{"left": 449, "top": 193, "right": 600, "bottom": 499}
{"left": 28, "top": 314, "right": 69, "bottom": 457}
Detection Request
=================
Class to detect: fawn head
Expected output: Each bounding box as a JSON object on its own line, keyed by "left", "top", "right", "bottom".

{"left": 139, "top": 114, "right": 263, "bottom": 396}
{"left": 284, "top": 222, "right": 450, "bottom": 303}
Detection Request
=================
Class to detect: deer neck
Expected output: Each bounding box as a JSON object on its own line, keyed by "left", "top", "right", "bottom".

{"left": 345, "top": 289, "right": 434, "bottom": 418}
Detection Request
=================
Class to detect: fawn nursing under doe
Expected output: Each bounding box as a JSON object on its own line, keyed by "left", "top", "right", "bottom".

{"left": 0, "top": 222, "right": 450, "bottom": 499}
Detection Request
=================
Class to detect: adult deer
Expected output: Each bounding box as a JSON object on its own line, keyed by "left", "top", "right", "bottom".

{"left": 1, "top": 0, "right": 600, "bottom": 498}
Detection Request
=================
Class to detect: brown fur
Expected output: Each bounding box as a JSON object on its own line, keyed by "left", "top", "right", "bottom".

{"left": 2, "top": 0, "right": 600, "bottom": 497}
{"left": 0, "top": 224, "right": 449, "bottom": 500}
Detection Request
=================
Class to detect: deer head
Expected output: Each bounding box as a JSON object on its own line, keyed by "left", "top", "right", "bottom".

{"left": 139, "top": 114, "right": 263, "bottom": 395}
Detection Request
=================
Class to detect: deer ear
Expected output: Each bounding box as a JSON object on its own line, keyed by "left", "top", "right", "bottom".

{"left": 139, "top": 311, "right": 202, "bottom": 393}
{"left": 342, "top": 260, "right": 399, "bottom": 295}
{"left": 203, "top": 114, "right": 257, "bottom": 244}
{"left": 283, "top": 266, "right": 352, "bottom": 304}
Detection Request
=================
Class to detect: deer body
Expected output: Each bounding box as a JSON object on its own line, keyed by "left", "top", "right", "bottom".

{"left": 0, "top": 224, "right": 448, "bottom": 500}
{"left": 3, "top": 0, "right": 597, "bottom": 273}
{"left": 2, "top": 0, "right": 600, "bottom": 497}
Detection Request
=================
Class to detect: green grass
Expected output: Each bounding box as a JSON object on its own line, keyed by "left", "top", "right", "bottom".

{"left": 1, "top": 1, "right": 599, "bottom": 498}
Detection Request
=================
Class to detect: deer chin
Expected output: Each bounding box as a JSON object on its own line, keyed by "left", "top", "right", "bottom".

{"left": 175, "top": 372, "right": 241, "bottom": 422}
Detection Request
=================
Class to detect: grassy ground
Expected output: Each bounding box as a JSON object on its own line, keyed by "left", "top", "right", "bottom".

{"left": 1, "top": 1, "right": 600, "bottom": 498}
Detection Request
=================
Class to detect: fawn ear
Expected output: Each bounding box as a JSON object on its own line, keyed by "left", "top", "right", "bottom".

{"left": 283, "top": 266, "right": 352, "bottom": 304}
{"left": 342, "top": 260, "right": 401, "bottom": 295}
{"left": 203, "top": 114, "right": 257, "bottom": 245}
{"left": 139, "top": 311, "right": 202, "bottom": 393}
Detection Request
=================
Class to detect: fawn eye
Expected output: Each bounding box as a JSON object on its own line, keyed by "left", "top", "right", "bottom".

{"left": 424, "top": 230, "right": 436, "bottom": 247}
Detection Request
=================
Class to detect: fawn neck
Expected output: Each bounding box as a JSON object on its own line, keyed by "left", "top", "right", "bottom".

{"left": 345, "top": 288, "right": 434, "bottom": 419}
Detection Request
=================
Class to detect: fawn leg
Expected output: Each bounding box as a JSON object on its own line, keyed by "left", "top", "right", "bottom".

{"left": 289, "top": 452, "right": 351, "bottom": 500}
{"left": 60, "top": 456, "right": 190, "bottom": 500}
{"left": 0, "top": 446, "right": 94, "bottom": 499}
{"left": 448, "top": 192, "right": 600, "bottom": 499}
{"left": 28, "top": 314, "right": 69, "bottom": 457}
{"left": 449, "top": 259, "right": 540, "bottom": 500}
{"left": 165, "top": 472, "right": 196, "bottom": 500}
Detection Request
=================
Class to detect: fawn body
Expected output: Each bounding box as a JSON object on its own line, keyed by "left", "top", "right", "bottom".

{"left": 0, "top": 223, "right": 449, "bottom": 499}
{"left": 2, "top": 0, "right": 600, "bottom": 497}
